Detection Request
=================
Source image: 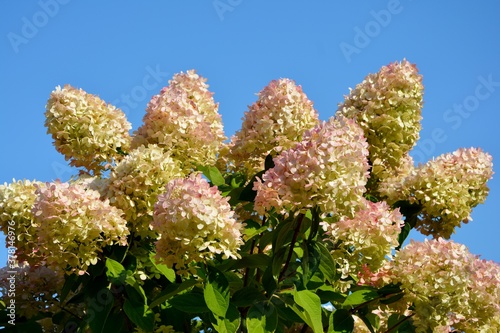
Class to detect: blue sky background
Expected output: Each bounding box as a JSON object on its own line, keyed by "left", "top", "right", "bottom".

{"left": 1, "top": 1, "right": 499, "bottom": 266}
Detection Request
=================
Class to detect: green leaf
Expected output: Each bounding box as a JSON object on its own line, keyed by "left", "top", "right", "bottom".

{"left": 231, "top": 287, "right": 266, "bottom": 307}
{"left": 149, "top": 279, "right": 197, "bottom": 308}
{"left": 231, "top": 253, "right": 271, "bottom": 270}
{"left": 169, "top": 291, "right": 210, "bottom": 313}
{"left": 105, "top": 258, "right": 126, "bottom": 284}
{"left": 211, "top": 303, "right": 241, "bottom": 333}
{"left": 329, "top": 309, "right": 354, "bottom": 333}
{"left": 342, "top": 289, "right": 379, "bottom": 307}
{"left": 60, "top": 273, "right": 80, "bottom": 303}
{"left": 197, "top": 165, "right": 226, "bottom": 186}
{"left": 246, "top": 301, "right": 278, "bottom": 333}
{"left": 243, "top": 220, "right": 269, "bottom": 241}
{"left": 262, "top": 266, "right": 277, "bottom": 296}
{"left": 293, "top": 289, "right": 323, "bottom": 333}
{"left": 86, "top": 289, "right": 114, "bottom": 333}
{"left": 387, "top": 313, "right": 416, "bottom": 333}
{"left": 124, "top": 298, "right": 155, "bottom": 332}
{"left": 315, "top": 242, "right": 338, "bottom": 283}
{"left": 239, "top": 170, "right": 265, "bottom": 202}
{"left": 204, "top": 269, "right": 230, "bottom": 317}
{"left": 149, "top": 253, "right": 176, "bottom": 282}
{"left": 264, "top": 154, "right": 275, "bottom": 170}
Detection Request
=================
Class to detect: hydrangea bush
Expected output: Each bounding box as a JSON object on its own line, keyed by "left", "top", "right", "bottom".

{"left": 0, "top": 62, "right": 498, "bottom": 333}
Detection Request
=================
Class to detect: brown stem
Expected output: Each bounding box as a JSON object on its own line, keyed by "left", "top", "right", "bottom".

{"left": 278, "top": 214, "right": 304, "bottom": 282}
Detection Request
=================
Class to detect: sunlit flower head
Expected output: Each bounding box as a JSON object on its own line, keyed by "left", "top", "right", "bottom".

{"left": 322, "top": 200, "right": 403, "bottom": 292}
{"left": 338, "top": 60, "right": 423, "bottom": 182}
{"left": 228, "top": 78, "right": 319, "bottom": 174}
{"left": 132, "top": 70, "right": 226, "bottom": 172}
{"left": 107, "top": 144, "right": 184, "bottom": 239}
{"left": 152, "top": 173, "right": 243, "bottom": 274}
{"left": 254, "top": 116, "right": 369, "bottom": 218}
{"left": 32, "top": 181, "right": 129, "bottom": 274}
{"left": 406, "top": 147, "right": 493, "bottom": 238}
{"left": 45, "top": 85, "right": 132, "bottom": 174}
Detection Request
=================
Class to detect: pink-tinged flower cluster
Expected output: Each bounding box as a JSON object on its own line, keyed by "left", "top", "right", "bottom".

{"left": 388, "top": 238, "right": 500, "bottom": 332}
{"left": 405, "top": 147, "right": 493, "bottom": 238}
{"left": 132, "top": 70, "right": 226, "bottom": 172}
{"left": 106, "top": 145, "right": 184, "bottom": 239}
{"left": 322, "top": 200, "right": 403, "bottom": 292}
{"left": 228, "top": 78, "right": 319, "bottom": 174}
{"left": 0, "top": 261, "right": 64, "bottom": 319}
{"left": 152, "top": 174, "right": 243, "bottom": 274}
{"left": 45, "top": 85, "right": 132, "bottom": 174}
{"left": 338, "top": 60, "right": 423, "bottom": 183}
{"left": 254, "top": 116, "right": 369, "bottom": 218}
{"left": 0, "top": 179, "right": 41, "bottom": 263}
{"left": 32, "top": 181, "right": 129, "bottom": 274}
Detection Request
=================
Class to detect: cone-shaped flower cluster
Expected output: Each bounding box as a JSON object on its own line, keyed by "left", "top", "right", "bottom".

{"left": 45, "top": 85, "right": 132, "bottom": 174}
{"left": 405, "top": 147, "right": 493, "bottom": 238}
{"left": 152, "top": 174, "right": 243, "bottom": 274}
{"left": 388, "top": 238, "right": 500, "bottom": 332}
{"left": 0, "top": 179, "right": 40, "bottom": 262}
{"left": 32, "top": 181, "right": 129, "bottom": 274}
{"left": 106, "top": 144, "right": 184, "bottom": 239}
{"left": 228, "top": 78, "right": 319, "bottom": 174}
{"left": 338, "top": 60, "right": 423, "bottom": 184}
{"left": 132, "top": 70, "right": 226, "bottom": 172}
{"left": 322, "top": 200, "right": 403, "bottom": 292}
{"left": 254, "top": 116, "right": 369, "bottom": 217}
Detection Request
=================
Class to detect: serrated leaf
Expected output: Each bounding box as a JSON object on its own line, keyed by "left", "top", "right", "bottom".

{"left": 86, "top": 289, "right": 114, "bottom": 333}
{"left": 231, "top": 287, "right": 266, "bottom": 307}
{"left": 204, "top": 270, "right": 230, "bottom": 317}
{"left": 149, "top": 253, "right": 175, "bottom": 282}
{"left": 293, "top": 289, "right": 323, "bottom": 333}
{"left": 246, "top": 301, "right": 278, "bottom": 333}
{"left": 329, "top": 309, "right": 354, "bottom": 333}
{"left": 124, "top": 298, "right": 155, "bottom": 332}
{"left": 149, "top": 279, "right": 197, "bottom": 308}
{"left": 343, "top": 289, "right": 379, "bottom": 307}
{"left": 197, "top": 165, "right": 226, "bottom": 186}
{"left": 105, "top": 258, "right": 126, "bottom": 284}
{"left": 314, "top": 242, "right": 337, "bottom": 283}
{"left": 169, "top": 291, "right": 210, "bottom": 313}
{"left": 211, "top": 303, "right": 240, "bottom": 333}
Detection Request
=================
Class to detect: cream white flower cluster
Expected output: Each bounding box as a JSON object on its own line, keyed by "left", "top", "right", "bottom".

{"left": 32, "top": 181, "right": 129, "bottom": 274}
{"left": 404, "top": 147, "right": 493, "bottom": 238}
{"left": 152, "top": 174, "right": 243, "bottom": 274}
{"left": 106, "top": 144, "right": 184, "bottom": 239}
{"left": 338, "top": 60, "right": 423, "bottom": 185}
{"left": 388, "top": 238, "right": 500, "bottom": 332}
{"left": 321, "top": 200, "right": 403, "bottom": 292}
{"left": 0, "top": 179, "right": 41, "bottom": 263}
{"left": 45, "top": 85, "right": 132, "bottom": 174}
{"left": 132, "top": 70, "right": 226, "bottom": 172}
{"left": 254, "top": 116, "right": 369, "bottom": 218}
{"left": 228, "top": 78, "right": 319, "bottom": 174}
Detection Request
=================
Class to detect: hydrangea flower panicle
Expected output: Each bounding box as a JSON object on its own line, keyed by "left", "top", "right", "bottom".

{"left": 152, "top": 173, "right": 243, "bottom": 274}
{"left": 132, "top": 70, "right": 226, "bottom": 172}
{"left": 32, "top": 181, "right": 129, "bottom": 274}
{"left": 254, "top": 116, "right": 369, "bottom": 218}
{"left": 45, "top": 85, "right": 132, "bottom": 175}
{"left": 228, "top": 78, "right": 319, "bottom": 175}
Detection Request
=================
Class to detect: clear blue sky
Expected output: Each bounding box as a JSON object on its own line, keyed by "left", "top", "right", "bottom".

{"left": 1, "top": 1, "right": 499, "bottom": 265}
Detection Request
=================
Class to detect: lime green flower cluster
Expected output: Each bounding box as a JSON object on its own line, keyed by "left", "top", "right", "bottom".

{"left": 45, "top": 85, "right": 132, "bottom": 175}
